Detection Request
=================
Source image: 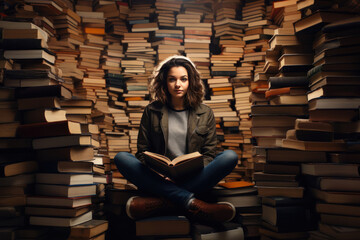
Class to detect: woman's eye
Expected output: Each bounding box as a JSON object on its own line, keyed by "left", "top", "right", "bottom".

{"left": 181, "top": 78, "right": 188, "bottom": 82}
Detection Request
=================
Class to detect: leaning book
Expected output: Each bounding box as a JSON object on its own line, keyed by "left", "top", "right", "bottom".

{"left": 143, "top": 151, "right": 203, "bottom": 179}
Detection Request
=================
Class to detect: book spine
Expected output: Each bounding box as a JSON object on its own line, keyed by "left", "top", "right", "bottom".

{"left": 307, "top": 65, "right": 322, "bottom": 78}
{"left": 269, "top": 77, "right": 308, "bottom": 89}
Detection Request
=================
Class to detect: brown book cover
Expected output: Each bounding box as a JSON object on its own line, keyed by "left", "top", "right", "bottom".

{"left": 17, "top": 121, "right": 81, "bottom": 138}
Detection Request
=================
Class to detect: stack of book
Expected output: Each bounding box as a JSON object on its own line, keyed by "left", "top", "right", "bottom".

{"left": 123, "top": 36, "right": 156, "bottom": 75}
{"left": 126, "top": 5, "right": 157, "bottom": 73}
{"left": 242, "top": 0, "right": 274, "bottom": 82}
{"left": 49, "top": 8, "right": 84, "bottom": 51}
{"left": 106, "top": 131, "right": 130, "bottom": 165}
{"left": 78, "top": 8, "right": 106, "bottom": 36}
{"left": 255, "top": 135, "right": 328, "bottom": 240}
{"left": 60, "top": 98, "right": 93, "bottom": 124}
{"left": 203, "top": 76, "right": 240, "bottom": 179}
{"left": 280, "top": 119, "right": 352, "bottom": 239}
{"left": 238, "top": 1, "right": 273, "bottom": 177}
{"left": 121, "top": 45, "right": 148, "bottom": 75}
{"left": 153, "top": 0, "right": 183, "bottom": 64}
{"left": 14, "top": 88, "right": 95, "bottom": 228}
{"left": 291, "top": 9, "right": 360, "bottom": 238}
{"left": 259, "top": 196, "right": 314, "bottom": 240}
{"left": 246, "top": 2, "right": 315, "bottom": 238}
{"left": 152, "top": 31, "right": 185, "bottom": 62}
{"left": 211, "top": 18, "right": 247, "bottom": 78}
{"left": 180, "top": 2, "right": 213, "bottom": 78}
{"left": 302, "top": 161, "right": 360, "bottom": 239}
{"left": 214, "top": 0, "right": 238, "bottom": 21}
{"left": 106, "top": 2, "right": 129, "bottom": 37}
{"left": 53, "top": 49, "right": 84, "bottom": 91}
{"left": 304, "top": 18, "right": 360, "bottom": 123}
{"left": 101, "top": 41, "right": 123, "bottom": 75}
{"left": 0, "top": 84, "right": 38, "bottom": 238}
{"left": 153, "top": 28, "right": 184, "bottom": 62}
{"left": 233, "top": 84, "right": 253, "bottom": 172}
{"left": 209, "top": 180, "right": 261, "bottom": 239}
{"left": 155, "top": 0, "right": 181, "bottom": 28}
{"left": 272, "top": 0, "right": 301, "bottom": 31}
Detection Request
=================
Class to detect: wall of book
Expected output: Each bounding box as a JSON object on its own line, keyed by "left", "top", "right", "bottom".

{"left": 1, "top": 0, "right": 360, "bottom": 239}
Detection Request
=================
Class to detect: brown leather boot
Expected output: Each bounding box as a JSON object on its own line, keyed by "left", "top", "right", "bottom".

{"left": 126, "top": 196, "right": 182, "bottom": 220}
{"left": 186, "top": 198, "right": 236, "bottom": 224}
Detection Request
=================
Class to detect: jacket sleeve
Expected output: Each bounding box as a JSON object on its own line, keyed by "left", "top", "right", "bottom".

{"left": 135, "top": 106, "right": 151, "bottom": 163}
{"left": 202, "top": 108, "right": 218, "bottom": 166}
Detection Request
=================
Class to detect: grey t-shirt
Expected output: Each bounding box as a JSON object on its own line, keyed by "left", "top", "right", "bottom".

{"left": 167, "top": 108, "right": 189, "bottom": 160}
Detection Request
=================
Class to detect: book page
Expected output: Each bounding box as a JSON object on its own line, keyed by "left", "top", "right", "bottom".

{"left": 172, "top": 152, "right": 202, "bottom": 165}
{"left": 143, "top": 151, "right": 171, "bottom": 165}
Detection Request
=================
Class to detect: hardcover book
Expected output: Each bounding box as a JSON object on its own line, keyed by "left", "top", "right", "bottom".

{"left": 143, "top": 151, "right": 203, "bottom": 179}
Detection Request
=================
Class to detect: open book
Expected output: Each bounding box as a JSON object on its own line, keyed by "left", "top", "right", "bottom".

{"left": 143, "top": 151, "right": 203, "bottom": 179}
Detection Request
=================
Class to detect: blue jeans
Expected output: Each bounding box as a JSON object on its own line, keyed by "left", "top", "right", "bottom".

{"left": 114, "top": 150, "right": 238, "bottom": 208}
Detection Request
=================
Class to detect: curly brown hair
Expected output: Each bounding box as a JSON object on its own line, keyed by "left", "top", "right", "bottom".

{"left": 149, "top": 55, "right": 205, "bottom": 109}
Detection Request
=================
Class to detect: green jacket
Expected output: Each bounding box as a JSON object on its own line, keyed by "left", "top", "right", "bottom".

{"left": 135, "top": 101, "right": 218, "bottom": 166}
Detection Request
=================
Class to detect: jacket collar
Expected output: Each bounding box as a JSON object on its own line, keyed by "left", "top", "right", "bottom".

{"left": 148, "top": 101, "right": 207, "bottom": 115}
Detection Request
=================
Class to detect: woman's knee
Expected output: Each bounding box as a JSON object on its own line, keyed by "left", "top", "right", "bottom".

{"left": 222, "top": 150, "right": 238, "bottom": 168}
{"left": 114, "top": 152, "right": 135, "bottom": 167}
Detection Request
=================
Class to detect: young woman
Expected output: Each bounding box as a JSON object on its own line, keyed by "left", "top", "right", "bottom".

{"left": 114, "top": 55, "right": 238, "bottom": 224}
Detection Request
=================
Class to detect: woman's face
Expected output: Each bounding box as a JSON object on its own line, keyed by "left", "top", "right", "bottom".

{"left": 166, "top": 66, "right": 189, "bottom": 102}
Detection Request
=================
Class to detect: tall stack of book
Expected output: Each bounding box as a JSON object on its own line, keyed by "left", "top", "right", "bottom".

{"left": 1, "top": 18, "right": 94, "bottom": 233}
{"left": 75, "top": 5, "right": 110, "bottom": 185}
{"left": 22, "top": 119, "right": 95, "bottom": 228}
{"left": 0, "top": 18, "right": 67, "bottom": 238}
{"left": 106, "top": 131, "right": 131, "bottom": 189}
{"left": 0, "top": 84, "right": 38, "bottom": 238}
{"left": 125, "top": 4, "right": 157, "bottom": 77}
{"left": 95, "top": 1, "right": 127, "bottom": 165}
{"left": 180, "top": 1, "right": 213, "bottom": 79}
{"left": 255, "top": 122, "right": 327, "bottom": 239}
{"left": 211, "top": 18, "right": 246, "bottom": 78}
{"left": 124, "top": 4, "right": 155, "bottom": 110}
{"left": 203, "top": 75, "right": 239, "bottom": 180}
{"left": 214, "top": 0, "right": 237, "bottom": 21}
{"left": 155, "top": 0, "right": 181, "bottom": 28}
{"left": 106, "top": 1, "right": 129, "bottom": 37}
{"left": 237, "top": 1, "right": 272, "bottom": 179}
{"left": 291, "top": 5, "right": 360, "bottom": 238}
{"left": 36, "top": 7, "right": 84, "bottom": 94}
{"left": 49, "top": 7, "right": 83, "bottom": 49}
{"left": 233, "top": 84, "right": 252, "bottom": 174}
{"left": 153, "top": 0, "right": 184, "bottom": 62}
{"left": 210, "top": 2, "right": 248, "bottom": 181}
{"left": 246, "top": 1, "right": 314, "bottom": 239}
{"left": 153, "top": 28, "right": 184, "bottom": 62}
